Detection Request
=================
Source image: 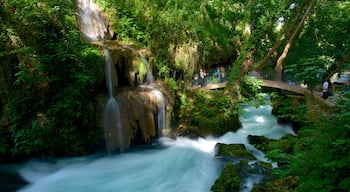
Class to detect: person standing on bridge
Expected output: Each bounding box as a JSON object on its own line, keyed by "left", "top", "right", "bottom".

{"left": 322, "top": 79, "right": 331, "bottom": 99}
{"left": 344, "top": 80, "right": 350, "bottom": 92}
{"left": 219, "top": 66, "right": 225, "bottom": 82}
{"left": 199, "top": 68, "right": 207, "bottom": 86}
{"left": 327, "top": 79, "right": 334, "bottom": 96}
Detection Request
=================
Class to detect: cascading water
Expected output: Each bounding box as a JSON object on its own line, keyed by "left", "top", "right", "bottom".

{"left": 77, "top": 0, "right": 107, "bottom": 41}
{"left": 152, "top": 89, "right": 166, "bottom": 136}
{"left": 77, "top": 0, "right": 126, "bottom": 151}
{"left": 103, "top": 47, "right": 124, "bottom": 151}
{"left": 140, "top": 54, "right": 154, "bottom": 84}
{"left": 120, "top": 44, "right": 165, "bottom": 138}
{"left": 14, "top": 100, "right": 295, "bottom": 192}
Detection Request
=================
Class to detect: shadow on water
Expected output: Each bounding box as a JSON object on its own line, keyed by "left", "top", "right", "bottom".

{"left": 0, "top": 166, "right": 29, "bottom": 192}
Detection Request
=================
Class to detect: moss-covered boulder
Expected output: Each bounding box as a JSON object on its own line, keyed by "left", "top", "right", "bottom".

{"left": 211, "top": 163, "right": 241, "bottom": 192}
{"left": 212, "top": 160, "right": 274, "bottom": 192}
{"left": 176, "top": 124, "right": 200, "bottom": 139}
{"left": 215, "top": 143, "right": 256, "bottom": 160}
{"left": 248, "top": 134, "right": 296, "bottom": 154}
{"left": 176, "top": 90, "right": 242, "bottom": 137}
{"left": 252, "top": 176, "right": 299, "bottom": 192}
{"left": 247, "top": 135, "right": 272, "bottom": 153}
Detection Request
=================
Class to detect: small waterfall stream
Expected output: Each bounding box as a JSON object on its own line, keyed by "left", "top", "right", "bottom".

{"left": 121, "top": 45, "right": 154, "bottom": 84}
{"left": 103, "top": 46, "right": 124, "bottom": 151}
{"left": 140, "top": 54, "right": 154, "bottom": 84}
{"left": 77, "top": 0, "right": 107, "bottom": 41}
{"left": 77, "top": 0, "right": 126, "bottom": 151}
{"left": 152, "top": 89, "right": 166, "bottom": 136}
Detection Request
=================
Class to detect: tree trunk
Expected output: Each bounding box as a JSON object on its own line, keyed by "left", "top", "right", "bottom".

{"left": 256, "top": 0, "right": 307, "bottom": 72}
{"left": 326, "top": 51, "right": 350, "bottom": 80}
{"left": 256, "top": 39, "right": 281, "bottom": 71}
{"left": 275, "top": 0, "right": 317, "bottom": 81}
{"left": 225, "top": 0, "right": 252, "bottom": 99}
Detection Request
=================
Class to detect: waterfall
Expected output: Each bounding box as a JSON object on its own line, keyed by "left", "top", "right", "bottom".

{"left": 140, "top": 54, "right": 154, "bottom": 84}
{"left": 103, "top": 48, "right": 113, "bottom": 96}
{"left": 103, "top": 47, "right": 124, "bottom": 151}
{"left": 77, "top": 0, "right": 167, "bottom": 151}
{"left": 77, "top": 0, "right": 125, "bottom": 151}
{"left": 77, "top": 0, "right": 107, "bottom": 41}
{"left": 152, "top": 89, "right": 166, "bottom": 136}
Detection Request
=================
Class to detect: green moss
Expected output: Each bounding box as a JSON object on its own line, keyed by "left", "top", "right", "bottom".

{"left": 177, "top": 90, "right": 241, "bottom": 137}
{"left": 215, "top": 143, "right": 256, "bottom": 160}
{"left": 211, "top": 163, "right": 241, "bottom": 192}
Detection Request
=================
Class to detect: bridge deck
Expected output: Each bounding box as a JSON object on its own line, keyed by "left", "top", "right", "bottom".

{"left": 191, "top": 79, "right": 322, "bottom": 97}
{"left": 262, "top": 80, "right": 307, "bottom": 95}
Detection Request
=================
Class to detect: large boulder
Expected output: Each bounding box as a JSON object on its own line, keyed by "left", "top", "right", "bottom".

{"left": 214, "top": 143, "right": 256, "bottom": 160}
{"left": 247, "top": 135, "right": 272, "bottom": 153}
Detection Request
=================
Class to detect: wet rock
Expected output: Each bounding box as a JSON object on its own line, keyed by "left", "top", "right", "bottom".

{"left": 247, "top": 135, "right": 272, "bottom": 152}
{"left": 258, "top": 176, "right": 299, "bottom": 191}
{"left": 97, "top": 82, "right": 175, "bottom": 151}
{"left": 176, "top": 124, "right": 200, "bottom": 139}
{"left": 211, "top": 163, "right": 241, "bottom": 192}
{"left": 214, "top": 143, "right": 256, "bottom": 160}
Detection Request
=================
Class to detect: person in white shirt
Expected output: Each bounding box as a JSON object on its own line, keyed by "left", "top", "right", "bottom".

{"left": 322, "top": 80, "right": 330, "bottom": 99}
{"left": 199, "top": 68, "right": 207, "bottom": 86}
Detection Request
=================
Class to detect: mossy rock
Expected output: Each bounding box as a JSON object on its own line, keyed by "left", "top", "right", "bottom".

{"left": 263, "top": 176, "right": 299, "bottom": 192}
{"left": 176, "top": 124, "right": 200, "bottom": 139}
{"left": 247, "top": 135, "right": 272, "bottom": 153}
{"left": 251, "top": 185, "right": 266, "bottom": 192}
{"left": 265, "top": 134, "right": 296, "bottom": 154}
{"left": 195, "top": 114, "right": 241, "bottom": 136}
{"left": 258, "top": 161, "right": 273, "bottom": 171}
{"left": 212, "top": 160, "right": 275, "bottom": 192}
{"left": 248, "top": 134, "right": 296, "bottom": 154}
{"left": 215, "top": 143, "right": 256, "bottom": 160}
{"left": 211, "top": 163, "right": 241, "bottom": 192}
{"left": 177, "top": 90, "right": 242, "bottom": 137}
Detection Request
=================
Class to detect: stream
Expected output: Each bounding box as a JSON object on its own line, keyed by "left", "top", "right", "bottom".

{"left": 2, "top": 103, "right": 295, "bottom": 192}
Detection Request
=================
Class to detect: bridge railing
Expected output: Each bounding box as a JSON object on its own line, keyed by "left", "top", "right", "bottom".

{"left": 192, "top": 69, "right": 302, "bottom": 88}
{"left": 248, "top": 71, "right": 303, "bottom": 86}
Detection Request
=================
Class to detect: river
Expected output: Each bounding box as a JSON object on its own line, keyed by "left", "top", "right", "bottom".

{"left": 3, "top": 103, "right": 295, "bottom": 192}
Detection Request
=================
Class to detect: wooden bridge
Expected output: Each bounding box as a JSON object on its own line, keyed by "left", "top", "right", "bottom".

{"left": 191, "top": 74, "right": 323, "bottom": 97}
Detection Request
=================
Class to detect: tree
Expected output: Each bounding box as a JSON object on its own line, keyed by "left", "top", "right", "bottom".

{"left": 275, "top": 0, "right": 317, "bottom": 81}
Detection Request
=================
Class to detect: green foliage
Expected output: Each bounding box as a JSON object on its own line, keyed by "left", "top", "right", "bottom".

{"left": 0, "top": 0, "right": 104, "bottom": 158}
{"left": 284, "top": 57, "right": 328, "bottom": 89}
{"left": 285, "top": 1, "right": 350, "bottom": 75}
{"left": 270, "top": 93, "right": 307, "bottom": 125}
{"left": 164, "top": 77, "right": 178, "bottom": 93}
{"left": 266, "top": 93, "right": 350, "bottom": 191}
{"left": 178, "top": 90, "right": 241, "bottom": 136}
{"left": 239, "top": 76, "right": 267, "bottom": 107}
{"left": 211, "top": 163, "right": 241, "bottom": 192}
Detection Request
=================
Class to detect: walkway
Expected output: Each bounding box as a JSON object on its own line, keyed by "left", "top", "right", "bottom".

{"left": 191, "top": 71, "right": 323, "bottom": 97}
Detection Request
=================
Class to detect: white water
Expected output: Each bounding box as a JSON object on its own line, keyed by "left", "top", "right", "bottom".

{"left": 102, "top": 47, "right": 124, "bottom": 151}
{"left": 103, "top": 47, "right": 113, "bottom": 97}
{"left": 77, "top": 0, "right": 107, "bottom": 41}
{"left": 15, "top": 103, "right": 295, "bottom": 192}
{"left": 152, "top": 89, "right": 166, "bottom": 136}
{"left": 140, "top": 54, "right": 154, "bottom": 84}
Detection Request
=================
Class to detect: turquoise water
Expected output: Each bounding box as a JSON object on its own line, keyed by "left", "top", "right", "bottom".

{"left": 13, "top": 104, "right": 294, "bottom": 192}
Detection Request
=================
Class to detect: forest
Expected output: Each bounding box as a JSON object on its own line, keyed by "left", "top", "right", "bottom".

{"left": 1, "top": 0, "right": 350, "bottom": 191}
